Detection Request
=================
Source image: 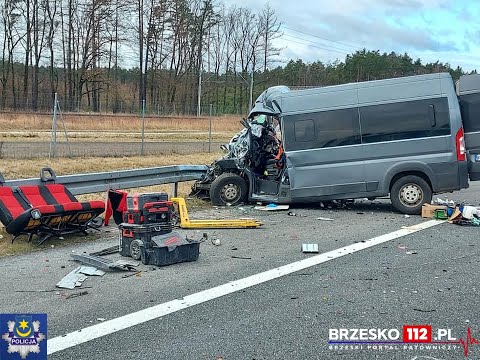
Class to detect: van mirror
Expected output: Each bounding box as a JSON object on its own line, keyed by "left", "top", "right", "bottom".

{"left": 428, "top": 104, "right": 436, "bottom": 127}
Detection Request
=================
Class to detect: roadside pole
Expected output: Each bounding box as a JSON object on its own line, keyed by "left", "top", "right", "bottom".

{"left": 49, "top": 93, "right": 58, "bottom": 159}
{"left": 141, "top": 99, "right": 145, "bottom": 155}
{"left": 208, "top": 103, "right": 213, "bottom": 153}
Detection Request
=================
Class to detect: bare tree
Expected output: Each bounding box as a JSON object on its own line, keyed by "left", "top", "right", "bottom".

{"left": 258, "top": 3, "right": 281, "bottom": 72}
{"left": 1, "top": 1, "right": 23, "bottom": 109}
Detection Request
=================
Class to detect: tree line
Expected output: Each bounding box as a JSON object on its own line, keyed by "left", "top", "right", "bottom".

{"left": 0, "top": 0, "right": 475, "bottom": 116}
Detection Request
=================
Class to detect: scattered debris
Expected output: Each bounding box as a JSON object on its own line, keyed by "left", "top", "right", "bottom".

{"left": 422, "top": 204, "right": 448, "bottom": 218}
{"left": 231, "top": 255, "right": 252, "bottom": 260}
{"left": 461, "top": 206, "right": 479, "bottom": 219}
{"left": 71, "top": 254, "right": 138, "bottom": 271}
{"left": 434, "top": 209, "right": 448, "bottom": 220}
{"left": 254, "top": 204, "right": 290, "bottom": 211}
{"left": 90, "top": 246, "right": 119, "bottom": 256}
{"left": 433, "top": 197, "right": 455, "bottom": 206}
{"left": 287, "top": 211, "right": 297, "bottom": 216}
{"left": 97, "top": 318, "right": 106, "bottom": 322}
{"left": 406, "top": 251, "right": 418, "bottom": 255}
{"left": 212, "top": 239, "right": 221, "bottom": 246}
{"left": 289, "top": 273, "right": 313, "bottom": 276}
{"left": 317, "top": 217, "right": 334, "bottom": 221}
{"left": 448, "top": 206, "right": 480, "bottom": 226}
{"left": 404, "top": 214, "right": 410, "bottom": 218}
{"left": 122, "top": 271, "right": 142, "bottom": 278}
{"left": 77, "top": 266, "right": 105, "bottom": 276}
{"left": 65, "top": 290, "right": 89, "bottom": 300}
{"left": 413, "top": 308, "right": 436, "bottom": 313}
{"left": 15, "top": 289, "right": 60, "bottom": 293}
{"left": 302, "top": 244, "right": 319, "bottom": 253}
{"left": 320, "top": 200, "right": 354, "bottom": 209}
{"left": 115, "top": 259, "right": 140, "bottom": 267}
{"left": 56, "top": 267, "right": 88, "bottom": 289}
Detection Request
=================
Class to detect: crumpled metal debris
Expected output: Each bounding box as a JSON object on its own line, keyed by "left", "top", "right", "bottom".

{"left": 71, "top": 254, "right": 139, "bottom": 271}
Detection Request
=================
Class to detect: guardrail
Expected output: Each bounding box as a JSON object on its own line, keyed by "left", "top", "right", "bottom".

{"left": 2, "top": 165, "right": 209, "bottom": 196}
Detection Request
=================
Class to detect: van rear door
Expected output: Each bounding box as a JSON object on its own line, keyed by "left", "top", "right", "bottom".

{"left": 457, "top": 75, "right": 480, "bottom": 181}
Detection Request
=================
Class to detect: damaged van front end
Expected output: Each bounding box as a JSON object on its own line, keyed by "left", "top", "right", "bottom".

{"left": 191, "top": 86, "right": 291, "bottom": 206}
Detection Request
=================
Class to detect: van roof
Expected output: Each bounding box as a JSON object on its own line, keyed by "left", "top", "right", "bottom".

{"left": 249, "top": 73, "right": 453, "bottom": 118}
{"left": 282, "top": 72, "right": 452, "bottom": 98}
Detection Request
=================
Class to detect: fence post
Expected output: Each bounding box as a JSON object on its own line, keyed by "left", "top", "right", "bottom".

{"left": 208, "top": 103, "right": 213, "bottom": 153}
{"left": 141, "top": 99, "right": 145, "bottom": 155}
{"left": 49, "top": 93, "right": 58, "bottom": 159}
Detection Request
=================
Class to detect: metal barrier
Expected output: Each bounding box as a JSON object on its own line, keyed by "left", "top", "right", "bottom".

{"left": 2, "top": 165, "right": 208, "bottom": 196}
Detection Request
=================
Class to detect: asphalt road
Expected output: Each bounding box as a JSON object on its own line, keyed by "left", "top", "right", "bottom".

{"left": 1, "top": 184, "right": 480, "bottom": 360}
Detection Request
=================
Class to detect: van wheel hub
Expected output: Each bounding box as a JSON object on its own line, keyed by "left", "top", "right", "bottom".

{"left": 222, "top": 184, "right": 239, "bottom": 201}
{"left": 400, "top": 184, "right": 423, "bottom": 206}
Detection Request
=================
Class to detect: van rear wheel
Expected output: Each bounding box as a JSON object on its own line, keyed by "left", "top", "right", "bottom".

{"left": 390, "top": 175, "right": 432, "bottom": 214}
{"left": 209, "top": 173, "right": 248, "bottom": 206}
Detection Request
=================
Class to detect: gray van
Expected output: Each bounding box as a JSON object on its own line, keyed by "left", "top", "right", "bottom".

{"left": 193, "top": 73, "right": 472, "bottom": 214}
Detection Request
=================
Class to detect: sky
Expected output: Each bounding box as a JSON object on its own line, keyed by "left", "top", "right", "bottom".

{"left": 228, "top": 0, "right": 480, "bottom": 71}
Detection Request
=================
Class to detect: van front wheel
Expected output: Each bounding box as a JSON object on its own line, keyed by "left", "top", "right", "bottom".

{"left": 209, "top": 173, "right": 248, "bottom": 206}
{"left": 390, "top": 175, "right": 432, "bottom": 214}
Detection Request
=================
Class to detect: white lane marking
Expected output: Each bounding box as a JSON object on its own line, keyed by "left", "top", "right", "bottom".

{"left": 48, "top": 219, "right": 443, "bottom": 355}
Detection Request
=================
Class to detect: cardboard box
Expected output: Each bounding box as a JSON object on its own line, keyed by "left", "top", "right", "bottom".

{"left": 421, "top": 204, "right": 447, "bottom": 218}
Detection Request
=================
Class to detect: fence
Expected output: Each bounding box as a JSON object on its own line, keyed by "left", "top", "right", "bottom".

{"left": 0, "top": 141, "right": 225, "bottom": 159}
{"left": 0, "top": 95, "right": 230, "bottom": 117}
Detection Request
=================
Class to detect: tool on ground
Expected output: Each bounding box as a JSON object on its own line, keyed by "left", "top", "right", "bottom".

{"left": 171, "top": 197, "right": 262, "bottom": 229}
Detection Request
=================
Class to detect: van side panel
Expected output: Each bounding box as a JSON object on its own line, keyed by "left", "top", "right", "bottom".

{"left": 285, "top": 146, "right": 366, "bottom": 199}
{"left": 358, "top": 99, "right": 459, "bottom": 193}
{"left": 282, "top": 87, "right": 366, "bottom": 200}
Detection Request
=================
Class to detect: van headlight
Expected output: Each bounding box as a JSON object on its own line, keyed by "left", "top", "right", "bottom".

{"left": 31, "top": 209, "right": 42, "bottom": 220}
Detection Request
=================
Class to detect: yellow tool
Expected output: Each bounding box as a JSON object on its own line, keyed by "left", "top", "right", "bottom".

{"left": 171, "top": 197, "right": 262, "bottom": 229}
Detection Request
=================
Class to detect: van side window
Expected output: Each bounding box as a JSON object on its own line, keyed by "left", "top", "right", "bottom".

{"left": 360, "top": 98, "right": 450, "bottom": 143}
{"left": 315, "top": 108, "right": 360, "bottom": 148}
{"left": 294, "top": 120, "right": 315, "bottom": 142}
{"left": 459, "top": 93, "right": 480, "bottom": 132}
{"left": 284, "top": 108, "right": 360, "bottom": 151}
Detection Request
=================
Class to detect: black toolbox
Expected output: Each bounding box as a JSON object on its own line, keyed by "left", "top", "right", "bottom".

{"left": 119, "top": 223, "right": 173, "bottom": 259}
{"left": 140, "top": 231, "right": 200, "bottom": 266}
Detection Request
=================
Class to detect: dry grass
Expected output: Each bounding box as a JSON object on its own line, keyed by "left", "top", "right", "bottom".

{"left": 0, "top": 112, "right": 243, "bottom": 132}
{"left": 0, "top": 152, "right": 223, "bottom": 256}
{"left": 0, "top": 130, "right": 235, "bottom": 143}
{"left": 0, "top": 152, "right": 221, "bottom": 179}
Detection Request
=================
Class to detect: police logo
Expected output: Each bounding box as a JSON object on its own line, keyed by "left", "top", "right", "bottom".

{"left": 1, "top": 314, "right": 46, "bottom": 359}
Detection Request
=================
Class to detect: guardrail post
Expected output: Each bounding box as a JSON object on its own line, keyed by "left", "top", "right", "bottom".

{"left": 171, "top": 182, "right": 179, "bottom": 197}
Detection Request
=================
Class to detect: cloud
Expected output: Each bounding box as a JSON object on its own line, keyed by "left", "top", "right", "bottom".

{"left": 223, "top": 0, "right": 480, "bottom": 71}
